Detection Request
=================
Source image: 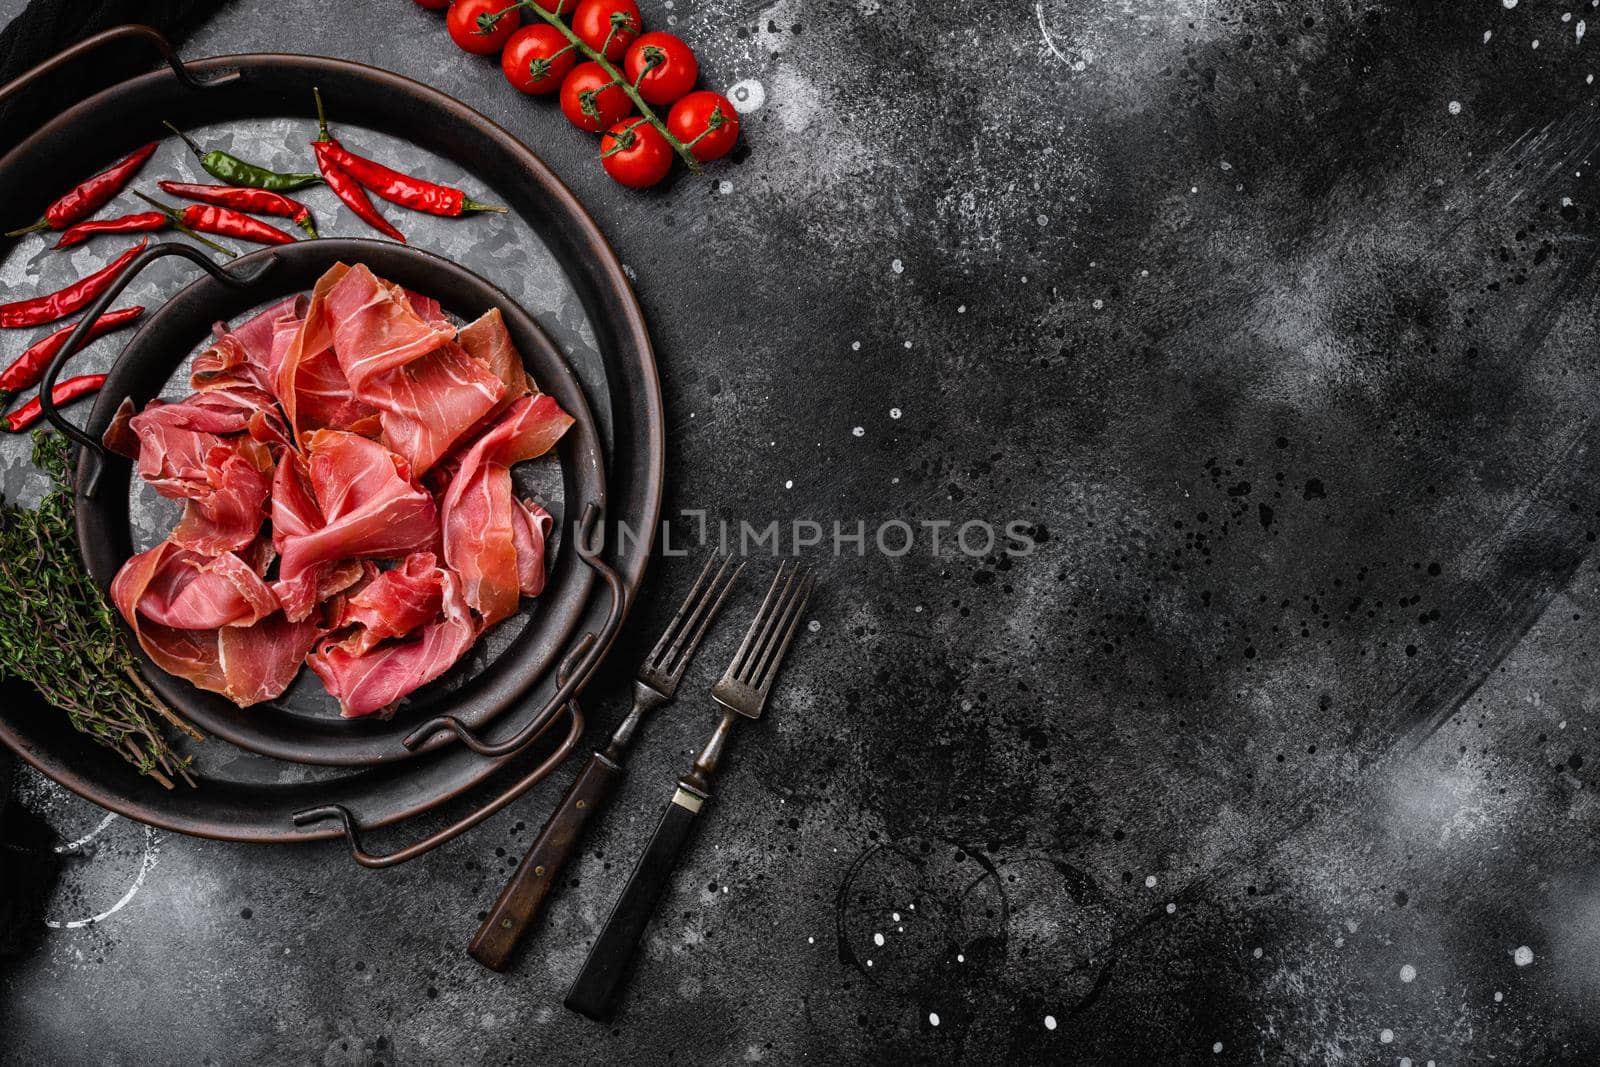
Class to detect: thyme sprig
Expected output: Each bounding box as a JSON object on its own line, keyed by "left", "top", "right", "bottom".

{"left": 0, "top": 432, "right": 200, "bottom": 788}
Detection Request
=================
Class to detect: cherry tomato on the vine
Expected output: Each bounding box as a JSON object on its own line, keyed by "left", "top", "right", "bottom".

{"left": 600, "top": 119, "right": 674, "bottom": 188}
{"left": 560, "top": 62, "right": 635, "bottom": 132}
{"left": 414, "top": 0, "right": 450, "bottom": 10}
{"left": 667, "top": 90, "right": 739, "bottom": 162}
{"left": 446, "top": 0, "right": 520, "bottom": 56}
{"left": 502, "top": 24, "right": 578, "bottom": 94}
{"left": 623, "top": 32, "right": 698, "bottom": 107}
{"left": 571, "top": 0, "right": 641, "bottom": 62}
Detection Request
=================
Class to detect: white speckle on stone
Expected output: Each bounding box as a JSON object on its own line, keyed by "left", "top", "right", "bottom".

{"left": 1166, "top": 902, "right": 1177, "bottom": 914}
{"left": 1401, "top": 1059, "right": 1413, "bottom": 1067}
{"left": 852, "top": 426, "right": 865, "bottom": 437}
{"left": 1092, "top": 298, "right": 1104, "bottom": 309}
{"left": 1400, "top": 963, "right": 1417, "bottom": 983}
{"left": 892, "top": 912, "right": 901, "bottom": 922}
{"left": 890, "top": 407, "right": 902, "bottom": 419}
{"left": 956, "top": 953, "right": 964, "bottom": 962}
{"left": 1380, "top": 1029, "right": 1394, "bottom": 1044}
{"left": 1495, "top": 991, "right": 1505, "bottom": 1002}
{"left": 957, "top": 304, "right": 967, "bottom": 313}
{"left": 807, "top": 936, "right": 814, "bottom": 944}
{"left": 1589, "top": 73, "right": 1595, "bottom": 83}
{"left": 903, "top": 340, "right": 912, "bottom": 349}
{"left": 784, "top": 479, "right": 793, "bottom": 490}
{"left": 1037, "top": 214, "right": 1049, "bottom": 226}
{"left": 1213, "top": 1042, "right": 1223, "bottom": 1054}
{"left": 1534, "top": 38, "right": 1541, "bottom": 47}
{"left": 1044, "top": 1015, "right": 1057, "bottom": 1031}
{"left": 1190, "top": 185, "right": 1198, "bottom": 193}
{"left": 890, "top": 258, "right": 904, "bottom": 274}
{"left": 717, "top": 180, "right": 734, "bottom": 195}
{"left": 1448, "top": 100, "right": 1462, "bottom": 114}
{"left": 1580, "top": 18, "right": 1588, "bottom": 40}
{"left": 726, "top": 78, "right": 766, "bottom": 113}
{"left": 1514, "top": 945, "right": 1534, "bottom": 967}
{"left": 807, "top": 619, "right": 820, "bottom": 633}
{"left": 866, "top": 959, "right": 873, "bottom": 967}
{"left": 1504, "top": 0, "right": 1518, "bottom": 8}
{"left": 928, "top": 1012, "right": 940, "bottom": 1027}
{"left": 1253, "top": 947, "right": 1263, "bottom": 958}
{"left": 874, "top": 932, "right": 885, "bottom": 947}
{"left": 1145, "top": 875, "right": 1158, "bottom": 888}
{"left": 851, "top": 341, "right": 861, "bottom": 351}
{"left": 1485, "top": 30, "right": 1494, "bottom": 42}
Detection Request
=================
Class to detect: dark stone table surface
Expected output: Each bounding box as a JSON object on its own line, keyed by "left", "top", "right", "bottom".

{"left": 5, "top": 0, "right": 1600, "bottom": 1062}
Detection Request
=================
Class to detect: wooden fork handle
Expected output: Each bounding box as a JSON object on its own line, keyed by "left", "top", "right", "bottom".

{"left": 468, "top": 751, "right": 623, "bottom": 972}
{"left": 564, "top": 782, "right": 709, "bottom": 1021}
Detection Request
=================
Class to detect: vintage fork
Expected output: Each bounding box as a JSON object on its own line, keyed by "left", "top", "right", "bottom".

{"left": 565, "top": 561, "right": 816, "bottom": 1020}
{"left": 468, "top": 554, "right": 743, "bottom": 972}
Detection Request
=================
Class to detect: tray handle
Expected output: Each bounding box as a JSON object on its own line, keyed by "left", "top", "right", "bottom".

{"left": 0, "top": 24, "right": 237, "bottom": 109}
{"left": 291, "top": 634, "right": 594, "bottom": 869}
{"left": 399, "top": 500, "right": 628, "bottom": 758}
{"left": 40, "top": 242, "right": 276, "bottom": 492}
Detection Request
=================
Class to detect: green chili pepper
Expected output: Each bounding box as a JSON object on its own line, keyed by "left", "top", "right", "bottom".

{"left": 163, "top": 121, "right": 322, "bottom": 192}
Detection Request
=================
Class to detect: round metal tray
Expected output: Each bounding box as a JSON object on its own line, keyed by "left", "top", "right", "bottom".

{"left": 0, "top": 30, "right": 663, "bottom": 857}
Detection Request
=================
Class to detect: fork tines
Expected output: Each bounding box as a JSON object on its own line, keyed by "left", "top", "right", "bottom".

{"left": 718, "top": 560, "right": 816, "bottom": 712}
{"left": 640, "top": 553, "right": 743, "bottom": 694}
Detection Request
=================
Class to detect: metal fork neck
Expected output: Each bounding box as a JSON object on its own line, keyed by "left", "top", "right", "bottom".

{"left": 602, "top": 679, "right": 669, "bottom": 762}
{"left": 682, "top": 707, "right": 742, "bottom": 794}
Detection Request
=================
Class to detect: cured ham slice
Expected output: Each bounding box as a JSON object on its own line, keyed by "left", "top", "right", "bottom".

{"left": 324, "top": 264, "right": 502, "bottom": 473}
{"left": 168, "top": 437, "right": 274, "bottom": 555}
{"left": 112, "top": 262, "right": 569, "bottom": 712}
{"left": 112, "top": 541, "right": 317, "bottom": 707}
{"left": 272, "top": 431, "right": 438, "bottom": 622}
{"left": 512, "top": 499, "right": 553, "bottom": 598}
{"left": 324, "top": 264, "right": 458, "bottom": 390}
{"left": 308, "top": 565, "right": 477, "bottom": 718}
{"left": 441, "top": 393, "right": 573, "bottom": 626}
{"left": 325, "top": 552, "right": 447, "bottom": 658}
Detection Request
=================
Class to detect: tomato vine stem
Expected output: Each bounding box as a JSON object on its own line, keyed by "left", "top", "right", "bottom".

{"left": 517, "top": 1, "right": 703, "bottom": 173}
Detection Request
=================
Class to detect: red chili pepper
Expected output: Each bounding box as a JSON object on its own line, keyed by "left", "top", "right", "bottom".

{"left": 0, "top": 239, "right": 147, "bottom": 329}
{"left": 311, "top": 89, "right": 406, "bottom": 243}
{"left": 5, "top": 143, "right": 158, "bottom": 238}
{"left": 314, "top": 142, "right": 506, "bottom": 218}
{"left": 180, "top": 204, "right": 298, "bottom": 246}
{"left": 54, "top": 212, "right": 169, "bottom": 250}
{"left": 132, "top": 191, "right": 288, "bottom": 250}
{"left": 158, "top": 181, "right": 319, "bottom": 238}
{"left": 2, "top": 374, "right": 106, "bottom": 432}
{"left": 0, "top": 306, "right": 143, "bottom": 405}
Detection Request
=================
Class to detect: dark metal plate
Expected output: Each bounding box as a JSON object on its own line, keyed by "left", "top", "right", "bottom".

{"left": 0, "top": 51, "right": 662, "bottom": 843}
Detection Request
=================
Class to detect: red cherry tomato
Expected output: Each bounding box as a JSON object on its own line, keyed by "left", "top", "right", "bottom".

{"left": 559, "top": 62, "right": 635, "bottom": 132}
{"left": 623, "top": 32, "right": 698, "bottom": 107}
{"left": 667, "top": 90, "right": 739, "bottom": 162}
{"left": 501, "top": 24, "right": 578, "bottom": 94}
{"left": 414, "top": 0, "right": 449, "bottom": 9}
{"left": 446, "top": 0, "right": 520, "bottom": 56}
{"left": 571, "top": 0, "right": 641, "bottom": 61}
{"left": 600, "top": 120, "right": 674, "bottom": 188}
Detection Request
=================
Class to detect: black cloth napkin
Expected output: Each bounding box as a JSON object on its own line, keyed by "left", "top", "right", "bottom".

{"left": 0, "top": 0, "right": 215, "bottom": 155}
{"left": 0, "top": 0, "right": 216, "bottom": 959}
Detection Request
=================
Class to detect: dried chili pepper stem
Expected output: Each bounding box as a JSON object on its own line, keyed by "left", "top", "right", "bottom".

{"left": 517, "top": 1, "right": 703, "bottom": 173}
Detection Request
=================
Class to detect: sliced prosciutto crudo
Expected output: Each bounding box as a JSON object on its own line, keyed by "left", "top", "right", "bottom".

{"left": 106, "top": 261, "right": 571, "bottom": 717}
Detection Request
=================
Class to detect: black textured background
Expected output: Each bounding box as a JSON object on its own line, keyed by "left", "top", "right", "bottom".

{"left": 5, "top": 0, "right": 1600, "bottom": 1063}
